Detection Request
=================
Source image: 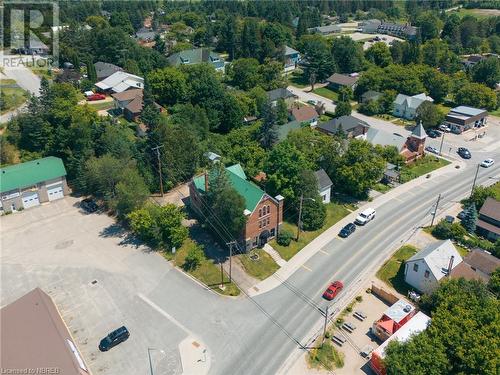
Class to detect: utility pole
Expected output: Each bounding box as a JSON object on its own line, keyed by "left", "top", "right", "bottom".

{"left": 296, "top": 193, "right": 303, "bottom": 241}
{"left": 321, "top": 305, "right": 329, "bottom": 348}
{"left": 470, "top": 163, "right": 480, "bottom": 198}
{"left": 220, "top": 262, "right": 224, "bottom": 288}
{"left": 152, "top": 145, "right": 164, "bottom": 197}
{"left": 438, "top": 131, "right": 446, "bottom": 156}
{"left": 430, "top": 193, "right": 442, "bottom": 227}
{"left": 225, "top": 241, "right": 237, "bottom": 282}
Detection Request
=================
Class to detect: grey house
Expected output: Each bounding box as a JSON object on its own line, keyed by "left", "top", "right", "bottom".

{"left": 266, "top": 88, "right": 297, "bottom": 107}
{"left": 94, "top": 61, "right": 124, "bottom": 81}
{"left": 0, "top": 157, "right": 69, "bottom": 214}
{"left": 316, "top": 115, "right": 369, "bottom": 138}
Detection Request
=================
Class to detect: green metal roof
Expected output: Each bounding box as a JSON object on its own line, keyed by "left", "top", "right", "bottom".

{"left": 193, "top": 164, "right": 264, "bottom": 213}
{"left": 0, "top": 157, "right": 67, "bottom": 193}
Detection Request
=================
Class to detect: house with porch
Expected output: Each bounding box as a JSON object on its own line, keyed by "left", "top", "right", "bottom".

{"left": 189, "top": 164, "right": 284, "bottom": 251}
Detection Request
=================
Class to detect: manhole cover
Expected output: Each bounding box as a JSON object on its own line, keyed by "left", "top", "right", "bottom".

{"left": 250, "top": 253, "right": 259, "bottom": 261}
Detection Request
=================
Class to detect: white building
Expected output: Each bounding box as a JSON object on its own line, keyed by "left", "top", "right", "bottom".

{"left": 95, "top": 71, "right": 144, "bottom": 94}
{"left": 314, "top": 169, "right": 332, "bottom": 204}
{"left": 404, "top": 240, "right": 463, "bottom": 294}
{"left": 393, "top": 93, "right": 433, "bottom": 120}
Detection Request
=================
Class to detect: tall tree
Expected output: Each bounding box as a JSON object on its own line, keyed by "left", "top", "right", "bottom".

{"left": 471, "top": 57, "right": 500, "bottom": 89}
{"left": 331, "top": 36, "right": 365, "bottom": 73}
{"left": 257, "top": 100, "right": 278, "bottom": 149}
{"left": 365, "top": 42, "right": 392, "bottom": 67}
{"left": 462, "top": 203, "right": 478, "bottom": 233}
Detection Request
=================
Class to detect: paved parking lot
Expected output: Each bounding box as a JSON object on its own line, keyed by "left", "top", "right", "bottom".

{"left": 0, "top": 197, "right": 185, "bottom": 375}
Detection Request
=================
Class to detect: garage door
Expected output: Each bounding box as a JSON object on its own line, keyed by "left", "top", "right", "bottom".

{"left": 22, "top": 192, "right": 40, "bottom": 209}
{"left": 47, "top": 185, "right": 64, "bottom": 201}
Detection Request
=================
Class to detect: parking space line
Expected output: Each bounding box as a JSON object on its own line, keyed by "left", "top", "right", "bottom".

{"left": 319, "top": 249, "right": 329, "bottom": 255}
{"left": 301, "top": 264, "right": 313, "bottom": 272}
{"left": 138, "top": 293, "right": 191, "bottom": 335}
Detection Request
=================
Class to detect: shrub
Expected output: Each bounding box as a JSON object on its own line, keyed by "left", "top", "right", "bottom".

{"left": 356, "top": 295, "right": 363, "bottom": 302}
{"left": 183, "top": 244, "right": 205, "bottom": 271}
{"left": 277, "top": 230, "right": 293, "bottom": 246}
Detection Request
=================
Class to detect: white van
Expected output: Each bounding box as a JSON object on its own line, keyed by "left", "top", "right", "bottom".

{"left": 355, "top": 208, "right": 376, "bottom": 225}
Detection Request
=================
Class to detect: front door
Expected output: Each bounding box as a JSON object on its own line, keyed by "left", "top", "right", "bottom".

{"left": 259, "top": 230, "right": 271, "bottom": 247}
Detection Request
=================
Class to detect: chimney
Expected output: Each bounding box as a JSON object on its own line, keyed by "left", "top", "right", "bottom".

{"left": 275, "top": 195, "right": 284, "bottom": 232}
{"left": 447, "top": 256, "right": 455, "bottom": 277}
{"left": 204, "top": 171, "right": 209, "bottom": 192}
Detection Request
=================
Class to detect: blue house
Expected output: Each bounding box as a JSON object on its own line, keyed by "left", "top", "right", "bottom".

{"left": 284, "top": 46, "right": 300, "bottom": 70}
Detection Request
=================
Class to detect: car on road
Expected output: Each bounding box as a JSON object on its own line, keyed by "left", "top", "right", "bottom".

{"left": 307, "top": 99, "right": 318, "bottom": 106}
{"left": 427, "top": 129, "right": 441, "bottom": 138}
{"left": 425, "top": 146, "right": 439, "bottom": 154}
{"left": 99, "top": 326, "right": 130, "bottom": 352}
{"left": 439, "top": 124, "right": 451, "bottom": 132}
{"left": 87, "top": 93, "right": 106, "bottom": 101}
{"left": 481, "top": 158, "right": 494, "bottom": 168}
{"left": 339, "top": 223, "right": 356, "bottom": 238}
{"left": 80, "top": 198, "right": 99, "bottom": 213}
{"left": 457, "top": 147, "right": 471, "bottom": 159}
{"left": 355, "top": 208, "right": 376, "bottom": 225}
{"left": 323, "top": 281, "right": 344, "bottom": 300}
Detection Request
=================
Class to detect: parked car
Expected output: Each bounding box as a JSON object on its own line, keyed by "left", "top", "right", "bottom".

{"left": 307, "top": 99, "right": 318, "bottom": 106}
{"left": 457, "top": 147, "right": 471, "bottom": 159}
{"left": 439, "top": 124, "right": 451, "bottom": 132}
{"left": 339, "top": 223, "right": 356, "bottom": 238}
{"left": 445, "top": 215, "right": 455, "bottom": 224}
{"left": 427, "top": 129, "right": 441, "bottom": 138}
{"left": 87, "top": 93, "right": 106, "bottom": 101}
{"left": 457, "top": 210, "right": 466, "bottom": 220}
{"left": 99, "top": 326, "right": 130, "bottom": 352}
{"left": 425, "top": 146, "right": 439, "bottom": 154}
{"left": 80, "top": 198, "right": 98, "bottom": 213}
{"left": 355, "top": 208, "right": 376, "bottom": 225}
{"left": 481, "top": 158, "right": 494, "bottom": 168}
{"left": 322, "top": 281, "right": 344, "bottom": 301}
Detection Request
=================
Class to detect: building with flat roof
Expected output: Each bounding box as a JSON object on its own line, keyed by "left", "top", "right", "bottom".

{"left": 372, "top": 299, "right": 416, "bottom": 341}
{"left": 0, "top": 157, "right": 69, "bottom": 213}
{"left": 0, "top": 288, "right": 90, "bottom": 375}
{"left": 370, "top": 311, "right": 431, "bottom": 375}
{"left": 444, "top": 105, "right": 488, "bottom": 134}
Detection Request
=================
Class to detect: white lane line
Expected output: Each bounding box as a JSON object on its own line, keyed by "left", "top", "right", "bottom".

{"left": 138, "top": 293, "right": 191, "bottom": 335}
{"left": 301, "top": 264, "right": 313, "bottom": 272}
{"left": 319, "top": 249, "right": 329, "bottom": 255}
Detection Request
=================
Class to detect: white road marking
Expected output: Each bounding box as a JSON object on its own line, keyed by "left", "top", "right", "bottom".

{"left": 138, "top": 293, "right": 192, "bottom": 335}
{"left": 301, "top": 264, "right": 313, "bottom": 272}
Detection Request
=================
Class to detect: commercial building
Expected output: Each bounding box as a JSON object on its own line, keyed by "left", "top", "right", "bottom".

{"left": 372, "top": 299, "right": 416, "bottom": 341}
{"left": 0, "top": 157, "right": 69, "bottom": 214}
{"left": 0, "top": 288, "right": 91, "bottom": 375}
{"left": 444, "top": 106, "right": 488, "bottom": 134}
{"left": 189, "top": 164, "right": 284, "bottom": 251}
{"left": 370, "top": 312, "right": 431, "bottom": 375}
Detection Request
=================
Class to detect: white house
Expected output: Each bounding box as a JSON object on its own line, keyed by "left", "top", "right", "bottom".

{"left": 404, "top": 240, "right": 462, "bottom": 294}
{"left": 315, "top": 169, "right": 332, "bottom": 204}
{"left": 393, "top": 93, "right": 433, "bottom": 120}
{"left": 95, "top": 71, "right": 144, "bottom": 94}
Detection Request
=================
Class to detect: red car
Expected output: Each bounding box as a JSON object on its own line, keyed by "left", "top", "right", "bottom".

{"left": 322, "top": 281, "right": 344, "bottom": 300}
{"left": 87, "top": 93, "right": 106, "bottom": 101}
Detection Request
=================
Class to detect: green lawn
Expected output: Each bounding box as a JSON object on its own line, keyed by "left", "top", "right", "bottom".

{"left": 167, "top": 238, "right": 240, "bottom": 296}
{"left": 373, "top": 183, "right": 391, "bottom": 194}
{"left": 238, "top": 249, "right": 279, "bottom": 280}
{"left": 0, "top": 81, "right": 28, "bottom": 114}
{"left": 288, "top": 70, "right": 309, "bottom": 88}
{"left": 489, "top": 108, "right": 500, "bottom": 117}
{"left": 85, "top": 101, "right": 115, "bottom": 111}
{"left": 400, "top": 156, "right": 450, "bottom": 183}
{"left": 455, "top": 8, "right": 500, "bottom": 19}
{"left": 307, "top": 341, "right": 344, "bottom": 371}
{"left": 313, "top": 87, "right": 339, "bottom": 102}
{"left": 270, "top": 203, "right": 350, "bottom": 261}
{"left": 376, "top": 245, "right": 418, "bottom": 295}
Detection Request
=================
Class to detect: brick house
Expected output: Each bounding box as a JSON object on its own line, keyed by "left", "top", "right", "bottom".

{"left": 189, "top": 164, "right": 284, "bottom": 251}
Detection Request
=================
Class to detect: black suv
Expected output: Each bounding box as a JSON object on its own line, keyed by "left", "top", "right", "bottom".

{"left": 427, "top": 129, "right": 442, "bottom": 138}
{"left": 99, "top": 326, "right": 130, "bottom": 352}
{"left": 80, "top": 198, "right": 99, "bottom": 213}
{"left": 339, "top": 223, "right": 356, "bottom": 238}
{"left": 457, "top": 147, "right": 471, "bottom": 159}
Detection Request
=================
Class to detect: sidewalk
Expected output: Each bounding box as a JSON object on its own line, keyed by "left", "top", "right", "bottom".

{"left": 178, "top": 336, "right": 211, "bottom": 375}
{"left": 248, "top": 158, "right": 465, "bottom": 297}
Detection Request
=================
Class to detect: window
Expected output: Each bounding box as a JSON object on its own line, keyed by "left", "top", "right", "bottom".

{"left": 259, "top": 221, "right": 262, "bottom": 229}
{"left": 413, "top": 264, "right": 419, "bottom": 272}
{"left": 270, "top": 228, "right": 275, "bottom": 237}
{"left": 267, "top": 218, "right": 270, "bottom": 225}
{"left": 424, "top": 270, "right": 430, "bottom": 279}
{"left": 323, "top": 195, "right": 326, "bottom": 201}
{"left": 267, "top": 205, "right": 270, "bottom": 214}
{"left": 259, "top": 208, "right": 262, "bottom": 217}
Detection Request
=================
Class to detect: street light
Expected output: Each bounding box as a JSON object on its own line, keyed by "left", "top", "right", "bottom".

{"left": 148, "top": 347, "right": 166, "bottom": 375}
{"left": 296, "top": 194, "right": 316, "bottom": 241}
